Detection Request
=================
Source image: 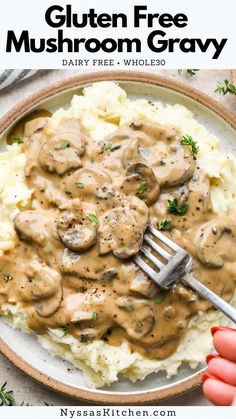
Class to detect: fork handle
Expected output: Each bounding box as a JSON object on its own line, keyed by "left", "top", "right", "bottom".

{"left": 184, "top": 274, "right": 236, "bottom": 324}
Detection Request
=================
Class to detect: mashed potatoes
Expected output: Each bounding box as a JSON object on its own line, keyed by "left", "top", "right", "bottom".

{"left": 0, "top": 144, "right": 32, "bottom": 254}
{"left": 1, "top": 82, "right": 236, "bottom": 388}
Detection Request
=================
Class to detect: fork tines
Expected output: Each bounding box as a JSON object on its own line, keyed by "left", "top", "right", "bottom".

{"left": 134, "top": 224, "right": 189, "bottom": 289}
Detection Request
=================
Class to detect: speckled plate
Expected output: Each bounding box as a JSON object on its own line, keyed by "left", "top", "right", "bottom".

{"left": 0, "top": 71, "right": 236, "bottom": 404}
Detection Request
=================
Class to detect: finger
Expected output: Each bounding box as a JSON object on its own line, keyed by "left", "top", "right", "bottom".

{"left": 213, "top": 331, "right": 236, "bottom": 362}
{"left": 203, "top": 378, "right": 236, "bottom": 406}
{"left": 208, "top": 357, "right": 236, "bottom": 386}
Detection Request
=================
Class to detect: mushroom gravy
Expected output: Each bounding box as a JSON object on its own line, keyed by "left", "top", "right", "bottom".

{"left": 1, "top": 115, "right": 236, "bottom": 360}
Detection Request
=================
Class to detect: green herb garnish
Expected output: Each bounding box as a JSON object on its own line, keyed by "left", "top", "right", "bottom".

{"left": 87, "top": 213, "right": 98, "bottom": 224}
{"left": 59, "top": 141, "right": 70, "bottom": 149}
{"left": 0, "top": 382, "right": 14, "bottom": 406}
{"left": 138, "top": 181, "right": 148, "bottom": 194}
{"left": 75, "top": 181, "right": 84, "bottom": 189}
{"left": 178, "top": 69, "right": 199, "bottom": 77}
{"left": 104, "top": 143, "right": 112, "bottom": 151}
{"left": 167, "top": 198, "right": 188, "bottom": 216}
{"left": 12, "top": 135, "right": 23, "bottom": 144}
{"left": 215, "top": 80, "right": 236, "bottom": 96}
{"left": 92, "top": 311, "right": 98, "bottom": 320}
{"left": 180, "top": 134, "right": 199, "bottom": 155}
{"left": 157, "top": 220, "right": 171, "bottom": 231}
{"left": 186, "top": 69, "right": 199, "bottom": 77}
{"left": 60, "top": 326, "right": 69, "bottom": 335}
{"left": 155, "top": 294, "right": 166, "bottom": 304}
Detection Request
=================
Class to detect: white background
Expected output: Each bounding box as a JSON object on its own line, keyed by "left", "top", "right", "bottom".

{"left": 0, "top": 0, "right": 235, "bottom": 69}
{"left": 1, "top": 406, "right": 236, "bottom": 418}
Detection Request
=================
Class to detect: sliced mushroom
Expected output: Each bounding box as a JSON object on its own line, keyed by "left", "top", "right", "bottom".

{"left": 99, "top": 268, "right": 118, "bottom": 281}
{"left": 71, "top": 309, "right": 96, "bottom": 322}
{"left": 99, "top": 196, "right": 149, "bottom": 258}
{"left": 63, "top": 289, "right": 113, "bottom": 338}
{"left": 134, "top": 316, "right": 155, "bottom": 337}
{"left": 99, "top": 126, "right": 150, "bottom": 171}
{"left": 129, "top": 270, "right": 158, "bottom": 298}
{"left": 24, "top": 117, "right": 48, "bottom": 138}
{"left": 57, "top": 199, "right": 97, "bottom": 251}
{"left": 153, "top": 146, "right": 195, "bottom": 188}
{"left": 19, "top": 259, "right": 61, "bottom": 303}
{"left": 97, "top": 136, "right": 141, "bottom": 172}
{"left": 96, "top": 121, "right": 177, "bottom": 175}
{"left": 118, "top": 120, "right": 195, "bottom": 188}
{"left": 35, "top": 285, "right": 63, "bottom": 318}
{"left": 34, "top": 176, "right": 66, "bottom": 208}
{"left": 59, "top": 247, "right": 118, "bottom": 280}
{"left": 121, "top": 139, "right": 141, "bottom": 169}
{"left": 116, "top": 296, "right": 155, "bottom": 339}
{"left": 24, "top": 118, "right": 49, "bottom": 176}
{"left": 79, "top": 331, "right": 97, "bottom": 342}
{"left": 14, "top": 209, "right": 55, "bottom": 246}
{"left": 39, "top": 119, "right": 85, "bottom": 175}
{"left": 130, "top": 120, "right": 177, "bottom": 144}
{"left": 116, "top": 296, "right": 137, "bottom": 311}
{"left": 63, "top": 167, "right": 111, "bottom": 200}
{"left": 196, "top": 216, "right": 236, "bottom": 268}
{"left": 188, "top": 169, "right": 212, "bottom": 215}
{"left": 106, "top": 125, "right": 150, "bottom": 147}
{"left": 122, "top": 163, "right": 160, "bottom": 205}
{"left": 60, "top": 248, "right": 90, "bottom": 278}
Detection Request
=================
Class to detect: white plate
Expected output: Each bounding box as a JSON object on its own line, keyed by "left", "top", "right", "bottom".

{"left": 0, "top": 72, "right": 236, "bottom": 404}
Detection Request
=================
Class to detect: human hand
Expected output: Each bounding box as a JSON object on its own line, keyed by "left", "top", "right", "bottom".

{"left": 202, "top": 326, "right": 236, "bottom": 406}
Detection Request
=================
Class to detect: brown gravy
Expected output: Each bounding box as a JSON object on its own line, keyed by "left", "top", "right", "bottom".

{"left": 1, "top": 115, "right": 236, "bottom": 360}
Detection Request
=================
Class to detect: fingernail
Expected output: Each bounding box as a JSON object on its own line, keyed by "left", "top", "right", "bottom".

{"left": 206, "top": 354, "right": 221, "bottom": 364}
{"left": 211, "top": 326, "right": 236, "bottom": 336}
{"left": 202, "top": 372, "right": 221, "bottom": 383}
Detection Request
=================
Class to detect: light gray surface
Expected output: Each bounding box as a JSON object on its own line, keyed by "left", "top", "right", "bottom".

{"left": 0, "top": 69, "right": 235, "bottom": 406}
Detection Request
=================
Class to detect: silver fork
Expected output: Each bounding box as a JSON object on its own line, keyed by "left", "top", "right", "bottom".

{"left": 134, "top": 224, "right": 236, "bottom": 323}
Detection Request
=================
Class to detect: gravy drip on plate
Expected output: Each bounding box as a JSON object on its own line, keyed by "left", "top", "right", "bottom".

{"left": 1, "top": 116, "right": 236, "bottom": 360}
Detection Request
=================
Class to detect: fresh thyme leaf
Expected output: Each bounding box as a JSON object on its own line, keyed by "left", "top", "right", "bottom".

{"left": 0, "top": 382, "right": 14, "bottom": 406}
{"left": 186, "top": 69, "right": 199, "bottom": 77}
{"left": 138, "top": 181, "right": 148, "bottom": 194}
{"left": 87, "top": 213, "right": 98, "bottom": 224}
{"left": 155, "top": 294, "right": 165, "bottom": 304}
{"left": 178, "top": 69, "right": 199, "bottom": 77}
{"left": 21, "top": 401, "right": 31, "bottom": 406}
{"left": 92, "top": 311, "right": 98, "bottom": 320}
{"left": 60, "top": 326, "right": 69, "bottom": 335}
{"left": 12, "top": 135, "right": 24, "bottom": 144}
{"left": 167, "top": 198, "right": 188, "bottom": 216}
{"left": 215, "top": 80, "right": 236, "bottom": 96}
{"left": 157, "top": 219, "right": 171, "bottom": 231}
{"left": 75, "top": 181, "right": 84, "bottom": 189}
{"left": 59, "top": 141, "right": 70, "bottom": 149}
{"left": 104, "top": 143, "right": 112, "bottom": 151}
{"left": 180, "top": 134, "right": 199, "bottom": 155}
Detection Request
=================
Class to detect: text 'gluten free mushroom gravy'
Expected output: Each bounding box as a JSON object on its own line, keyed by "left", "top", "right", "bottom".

{"left": 1, "top": 82, "right": 236, "bottom": 387}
